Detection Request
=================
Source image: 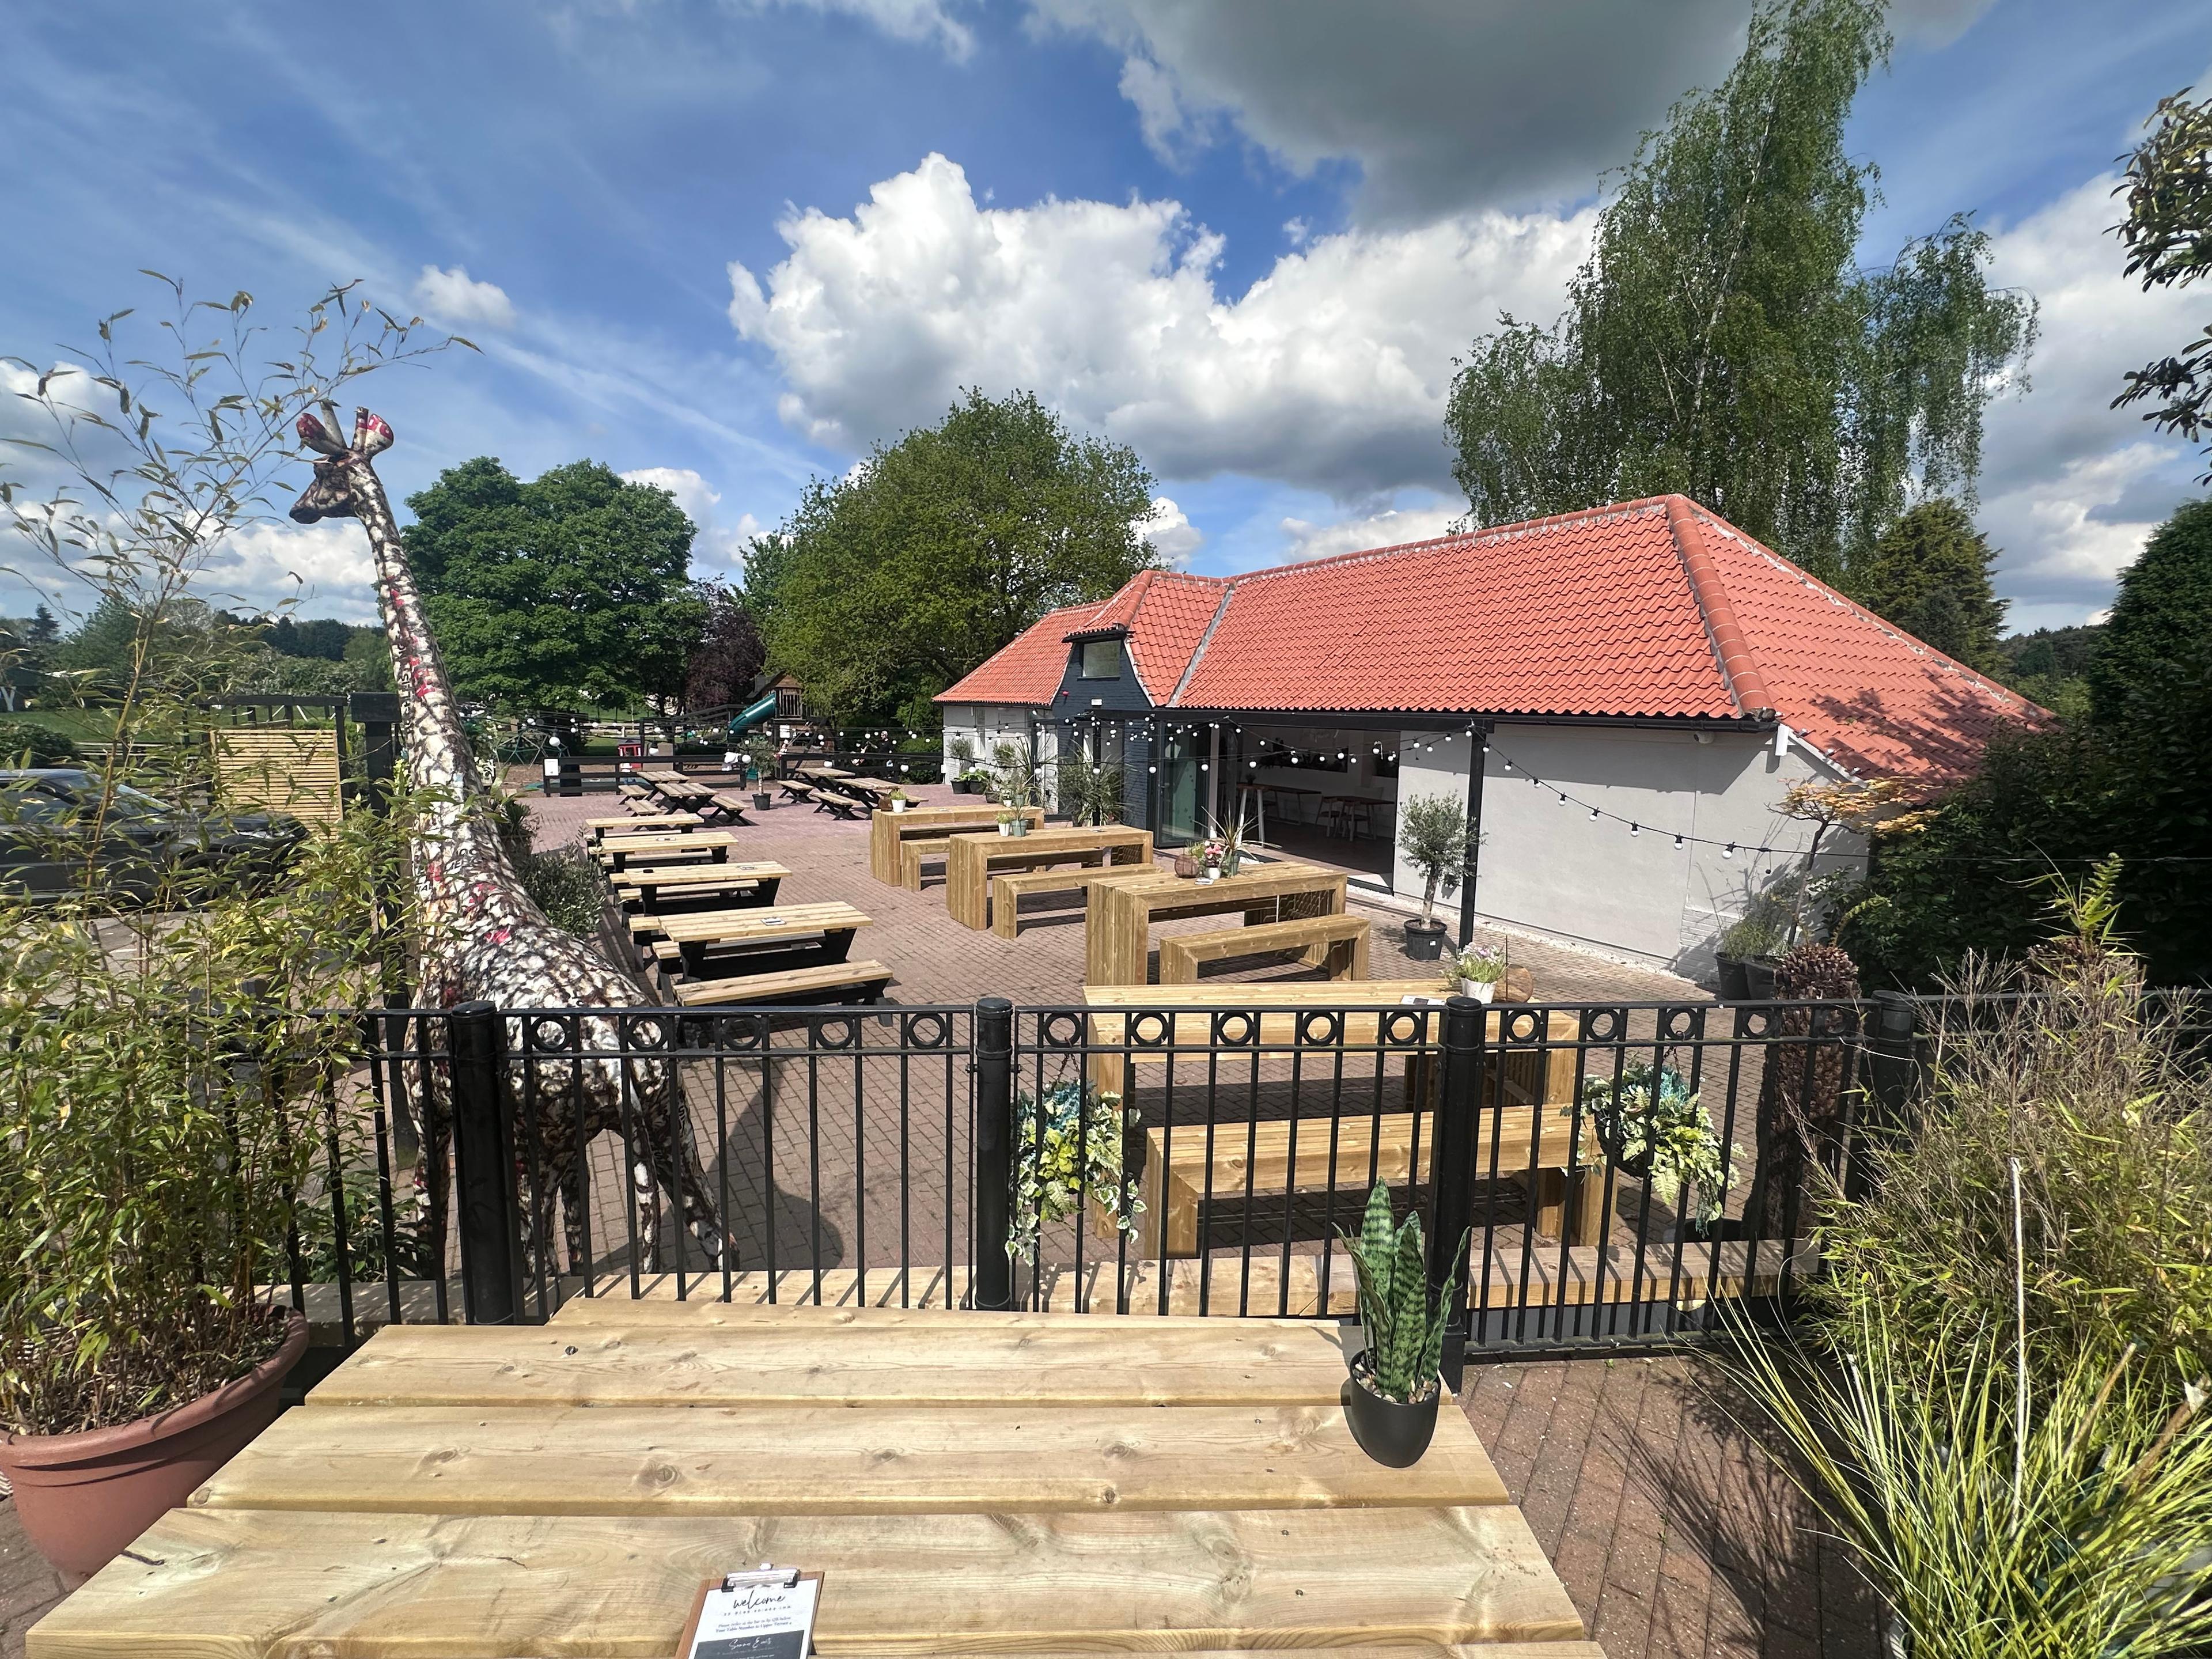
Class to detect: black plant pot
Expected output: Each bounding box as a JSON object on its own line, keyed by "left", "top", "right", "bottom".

{"left": 1402, "top": 918, "right": 1448, "bottom": 961}
{"left": 950, "top": 778, "right": 971, "bottom": 794}
{"left": 752, "top": 792, "right": 773, "bottom": 811}
{"left": 1744, "top": 956, "right": 1781, "bottom": 1000}
{"left": 1343, "top": 1350, "right": 1441, "bottom": 1467}
{"left": 1714, "top": 953, "right": 1750, "bottom": 1002}
{"left": 1664, "top": 1215, "right": 1750, "bottom": 1246}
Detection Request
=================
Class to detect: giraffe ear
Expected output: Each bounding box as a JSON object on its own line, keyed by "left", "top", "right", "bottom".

{"left": 296, "top": 412, "right": 348, "bottom": 457}
{"left": 353, "top": 408, "right": 394, "bottom": 458}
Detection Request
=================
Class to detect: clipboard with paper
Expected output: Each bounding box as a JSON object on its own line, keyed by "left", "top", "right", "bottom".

{"left": 676, "top": 1565, "right": 824, "bottom": 1659}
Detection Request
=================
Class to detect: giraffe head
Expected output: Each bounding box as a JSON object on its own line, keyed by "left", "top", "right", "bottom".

{"left": 288, "top": 407, "right": 395, "bottom": 522}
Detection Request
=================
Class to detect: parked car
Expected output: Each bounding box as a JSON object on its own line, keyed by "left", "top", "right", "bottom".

{"left": 0, "top": 768, "right": 309, "bottom": 902}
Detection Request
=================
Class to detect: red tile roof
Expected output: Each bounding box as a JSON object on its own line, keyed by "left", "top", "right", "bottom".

{"left": 936, "top": 601, "right": 1104, "bottom": 705}
{"left": 937, "top": 496, "right": 2040, "bottom": 781}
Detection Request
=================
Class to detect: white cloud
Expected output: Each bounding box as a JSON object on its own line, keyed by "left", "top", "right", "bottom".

{"left": 412, "top": 264, "right": 517, "bottom": 331}
{"left": 746, "top": 0, "right": 974, "bottom": 58}
{"left": 1024, "top": 0, "right": 1752, "bottom": 222}
{"left": 1279, "top": 499, "right": 1465, "bottom": 563}
{"left": 1889, "top": 0, "right": 2000, "bottom": 48}
{"left": 201, "top": 520, "right": 382, "bottom": 624}
{"left": 1972, "top": 174, "right": 2204, "bottom": 622}
{"left": 619, "top": 465, "right": 761, "bottom": 579}
{"left": 727, "top": 153, "right": 1591, "bottom": 498}
{"left": 1137, "top": 495, "right": 1202, "bottom": 566}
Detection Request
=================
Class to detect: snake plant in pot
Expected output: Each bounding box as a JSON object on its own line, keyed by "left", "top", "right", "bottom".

{"left": 1338, "top": 1182, "right": 1466, "bottom": 1465}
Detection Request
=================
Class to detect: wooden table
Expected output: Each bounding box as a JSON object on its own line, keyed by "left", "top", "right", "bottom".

{"left": 1085, "top": 860, "right": 1346, "bottom": 985}
{"left": 658, "top": 900, "right": 871, "bottom": 975}
{"left": 600, "top": 828, "right": 735, "bottom": 870}
{"left": 946, "top": 825, "right": 1156, "bottom": 930}
{"left": 615, "top": 859, "right": 790, "bottom": 912}
{"left": 585, "top": 812, "right": 700, "bottom": 838}
{"left": 1079, "top": 983, "right": 1597, "bottom": 1253}
{"left": 32, "top": 1307, "right": 1594, "bottom": 1656}
{"left": 869, "top": 804, "right": 1044, "bottom": 884}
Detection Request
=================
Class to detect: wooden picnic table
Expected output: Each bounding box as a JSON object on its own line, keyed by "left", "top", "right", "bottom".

{"left": 585, "top": 811, "right": 700, "bottom": 838}
{"left": 31, "top": 1306, "right": 1593, "bottom": 1656}
{"left": 799, "top": 763, "right": 853, "bottom": 780}
{"left": 1080, "top": 982, "right": 1594, "bottom": 1255}
{"left": 614, "top": 859, "right": 790, "bottom": 912}
{"left": 945, "top": 825, "right": 1156, "bottom": 930}
{"left": 1085, "top": 860, "right": 1346, "bottom": 986}
{"left": 657, "top": 899, "right": 871, "bottom": 975}
{"left": 868, "top": 803, "right": 1043, "bottom": 883}
{"left": 599, "top": 828, "right": 736, "bottom": 870}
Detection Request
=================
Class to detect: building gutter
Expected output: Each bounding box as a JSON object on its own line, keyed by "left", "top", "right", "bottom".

{"left": 1665, "top": 496, "right": 1776, "bottom": 719}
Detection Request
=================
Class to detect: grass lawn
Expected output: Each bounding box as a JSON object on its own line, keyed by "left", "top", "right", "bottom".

{"left": 0, "top": 707, "right": 123, "bottom": 744}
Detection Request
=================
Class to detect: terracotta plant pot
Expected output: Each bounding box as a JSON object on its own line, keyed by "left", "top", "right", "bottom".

{"left": 0, "top": 1310, "right": 306, "bottom": 1581}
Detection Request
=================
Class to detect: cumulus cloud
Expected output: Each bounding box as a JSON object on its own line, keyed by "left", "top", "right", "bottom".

{"left": 726, "top": 153, "right": 1590, "bottom": 498}
{"left": 1279, "top": 499, "right": 1466, "bottom": 563}
{"left": 1137, "top": 495, "right": 1202, "bottom": 566}
{"left": 743, "top": 0, "right": 975, "bottom": 57}
{"left": 413, "top": 264, "right": 516, "bottom": 331}
{"left": 620, "top": 465, "right": 762, "bottom": 579}
{"left": 200, "top": 520, "right": 382, "bottom": 623}
{"left": 1025, "top": 0, "right": 1751, "bottom": 222}
{"left": 1971, "top": 175, "right": 2203, "bottom": 624}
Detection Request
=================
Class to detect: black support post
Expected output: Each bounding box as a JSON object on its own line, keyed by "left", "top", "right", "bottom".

{"left": 1458, "top": 724, "right": 1488, "bottom": 947}
{"left": 1429, "top": 994, "right": 1487, "bottom": 1391}
{"left": 349, "top": 691, "right": 401, "bottom": 815}
{"left": 971, "top": 996, "right": 1016, "bottom": 1310}
{"left": 448, "top": 1001, "right": 524, "bottom": 1325}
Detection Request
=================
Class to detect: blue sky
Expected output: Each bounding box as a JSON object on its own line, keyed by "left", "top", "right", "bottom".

{"left": 3, "top": 0, "right": 2207, "bottom": 632}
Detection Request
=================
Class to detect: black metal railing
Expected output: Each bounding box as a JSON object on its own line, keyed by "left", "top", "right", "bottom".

{"left": 272, "top": 990, "right": 1919, "bottom": 1373}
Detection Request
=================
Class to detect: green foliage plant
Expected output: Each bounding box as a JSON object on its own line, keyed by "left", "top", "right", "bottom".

{"left": 990, "top": 737, "right": 1047, "bottom": 813}
{"left": 744, "top": 388, "right": 1157, "bottom": 726}
{"left": 1449, "top": 942, "right": 1505, "bottom": 986}
{"left": 0, "top": 277, "right": 446, "bottom": 1435}
{"left": 1847, "top": 499, "right": 2008, "bottom": 671}
{"left": 1444, "top": 0, "right": 2035, "bottom": 579}
{"left": 1733, "top": 1306, "right": 2212, "bottom": 1657}
{"left": 1397, "top": 794, "right": 1473, "bottom": 926}
{"left": 2085, "top": 497, "right": 2212, "bottom": 724}
{"left": 1055, "top": 755, "right": 1124, "bottom": 826}
{"left": 1007, "top": 1079, "right": 1141, "bottom": 1263}
{"left": 2113, "top": 86, "right": 2212, "bottom": 479}
{"left": 1580, "top": 1060, "right": 1734, "bottom": 1226}
{"left": 1338, "top": 1182, "right": 1464, "bottom": 1406}
{"left": 0, "top": 719, "right": 79, "bottom": 764}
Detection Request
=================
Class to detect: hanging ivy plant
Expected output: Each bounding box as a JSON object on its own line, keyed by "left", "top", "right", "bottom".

{"left": 1008, "top": 1080, "right": 1142, "bottom": 1262}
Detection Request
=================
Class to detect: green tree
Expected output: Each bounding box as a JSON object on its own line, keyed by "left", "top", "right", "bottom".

{"left": 1445, "top": 0, "right": 2036, "bottom": 579}
{"left": 2086, "top": 497, "right": 2212, "bottom": 723}
{"left": 2114, "top": 88, "right": 2212, "bottom": 476}
{"left": 1848, "top": 499, "right": 2007, "bottom": 671}
{"left": 746, "top": 389, "right": 1156, "bottom": 728}
{"left": 402, "top": 458, "right": 706, "bottom": 711}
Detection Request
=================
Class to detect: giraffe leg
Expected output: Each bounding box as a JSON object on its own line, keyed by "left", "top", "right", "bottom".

{"left": 638, "top": 1085, "right": 738, "bottom": 1272}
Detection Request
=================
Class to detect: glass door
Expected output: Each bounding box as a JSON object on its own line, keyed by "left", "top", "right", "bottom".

{"left": 1160, "top": 726, "right": 1200, "bottom": 844}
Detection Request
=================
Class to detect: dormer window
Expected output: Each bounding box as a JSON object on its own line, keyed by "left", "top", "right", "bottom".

{"left": 1080, "top": 639, "right": 1123, "bottom": 680}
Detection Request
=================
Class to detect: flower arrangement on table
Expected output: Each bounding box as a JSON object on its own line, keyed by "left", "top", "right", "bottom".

{"left": 1007, "top": 1078, "right": 1143, "bottom": 1261}
{"left": 1577, "top": 1059, "right": 1735, "bottom": 1226}
{"left": 1445, "top": 943, "right": 1506, "bottom": 1000}
{"left": 1197, "top": 815, "right": 1247, "bottom": 880}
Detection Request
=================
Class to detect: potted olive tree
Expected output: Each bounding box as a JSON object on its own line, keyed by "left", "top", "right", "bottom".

{"left": 0, "top": 277, "right": 440, "bottom": 1580}
{"left": 743, "top": 734, "right": 779, "bottom": 811}
{"left": 1397, "top": 794, "right": 1476, "bottom": 961}
{"left": 947, "top": 734, "right": 977, "bottom": 793}
{"left": 1337, "top": 1183, "right": 1465, "bottom": 1466}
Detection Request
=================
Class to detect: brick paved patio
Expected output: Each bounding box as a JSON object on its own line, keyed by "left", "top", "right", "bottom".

{"left": 2, "top": 1353, "right": 1883, "bottom": 1659}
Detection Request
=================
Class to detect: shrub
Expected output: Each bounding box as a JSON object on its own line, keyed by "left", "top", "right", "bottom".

{"left": 1007, "top": 1080, "right": 1139, "bottom": 1262}
{"left": 1397, "top": 794, "right": 1473, "bottom": 926}
{"left": 0, "top": 720, "right": 79, "bottom": 764}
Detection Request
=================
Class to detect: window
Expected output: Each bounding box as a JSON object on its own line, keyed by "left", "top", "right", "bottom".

{"left": 1080, "top": 639, "right": 1122, "bottom": 680}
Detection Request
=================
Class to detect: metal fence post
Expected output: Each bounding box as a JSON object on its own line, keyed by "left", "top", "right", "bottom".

{"left": 448, "top": 1001, "right": 522, "bottom": 1325}
{"left": 972, "top": 997, "right": 1016, "bottom": 1310}
{"left": 1429, "top": 994, "right": 1487, "bottom": 1392}
{"left": 1866, "top": 990, "right": 1922, "bottom": 1125}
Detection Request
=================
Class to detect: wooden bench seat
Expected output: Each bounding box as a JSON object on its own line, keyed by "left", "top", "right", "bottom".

{"left": 988, "top": 864, "right": 1161, "bottom": 940}
{"left": 813, "top": 789, "right": 869, "bottom": 819}
{"left": 1158, "top": 912, "right": 1370, "bottom": 983}
{"left": 1128, "top": 1103, "right": 1599, "bottom": 1257}
{"left": 585, "top": 813, "right": 699, "bottom": 839}
{"left": 703, "top": 790, "right": 754, "bottom": 825}
{"left": 778, "top": 779, "right": 819, "bottom": 804}
{"left": 668, "top": 959, "right": 894, "bottom": 1009}
{"left": 897, "top": 836, "right": 954, "bottom": 889}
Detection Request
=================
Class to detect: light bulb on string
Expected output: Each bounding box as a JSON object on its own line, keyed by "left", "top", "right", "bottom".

{"left": 1589, "top": 808, "right": 1599, "bottom": 820}
{"left": 1630, "top": 823, "right": 1640, "bottom": 836}
{"left": 1723, "top": 843, "right": 1736, "bottom": 859}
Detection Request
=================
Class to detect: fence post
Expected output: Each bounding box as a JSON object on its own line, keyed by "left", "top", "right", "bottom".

{"left": 448, "top": 1001, "right": 523, "bottom": 1325}
{"left": 1866, "top": 990, "right": 1922, "bottom": 1124}
{"left": 972, "top": 997, "right": 1016, "bottom": 1310}
{"left": 1429, "top": 994, "right": 1487, "bottom": 1393}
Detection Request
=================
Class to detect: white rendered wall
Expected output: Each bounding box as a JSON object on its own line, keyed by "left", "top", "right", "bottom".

{"left": 941, "top": 704, "right": 1050, "bottom": 775}
{"left": 1392, "top": 730, "right": 1476, "bottom": 923}
{"left": 1393, "top": 724, "right": 1864, "bottom": 977}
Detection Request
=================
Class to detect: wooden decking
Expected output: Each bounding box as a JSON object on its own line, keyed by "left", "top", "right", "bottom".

{"left": 33, "top": 1306, "right": 1599, "bottom": 1656}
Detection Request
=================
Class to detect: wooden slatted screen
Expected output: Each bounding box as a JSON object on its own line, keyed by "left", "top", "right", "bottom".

{"left": 211, "top": 726, "right": 343, "bottom": 824}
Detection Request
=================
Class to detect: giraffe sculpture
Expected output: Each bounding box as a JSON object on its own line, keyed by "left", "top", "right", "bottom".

{"left": 290, "top": 406, "right": 731, "bottom": 1277}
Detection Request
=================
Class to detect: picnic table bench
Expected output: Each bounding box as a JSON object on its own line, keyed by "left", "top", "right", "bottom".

{"left": 870, "top": 804, "right": 1044, "bottom": 884}
{"left": 989, "top": 862, "right": 1161, "bottom": 939}
{"left": 1085, "top": 861, "right": 1346, "bottom": 986}
{"left": 655, "top": 900, "right": 872, "bottom": 976}
{"left": 667, "top": 958, "right": 896, "bottom": 1009}
{"left": 585, "top": 812, "right": 700, "bottom": 838}
{"left": 1081, "top": 983, "right": 1597, "bottom": 1256}
{"left": 614, "top": 859, "right": 789, "bottom": 913}
{"left": 1156, "top": 911, "right": 1370, "bottom": 982}
{"left": 30, "top": 1308, "right": 1593, "bottom": 1656}
{"left": 597, "top": 828, "right": 737, "bottom": 871}
{"left": 946, "top": 825, "right": 1155, "bottom": 930}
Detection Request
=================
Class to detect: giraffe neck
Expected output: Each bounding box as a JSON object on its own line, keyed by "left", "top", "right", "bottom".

{"left": 345, "top": 457, "right": 525, "bottom": 949}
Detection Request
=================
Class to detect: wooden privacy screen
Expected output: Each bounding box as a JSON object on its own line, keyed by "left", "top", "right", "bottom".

{"left": 211, "top": 726, "right": 343, "bottom": 824}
